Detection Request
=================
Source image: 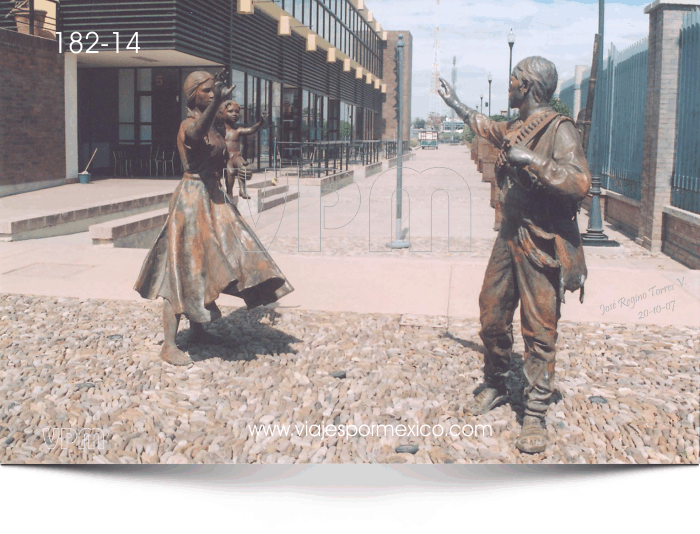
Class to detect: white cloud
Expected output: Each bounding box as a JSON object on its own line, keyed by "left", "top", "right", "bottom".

{"left": 368, "top": 0, "right": 649, "bottom": 118}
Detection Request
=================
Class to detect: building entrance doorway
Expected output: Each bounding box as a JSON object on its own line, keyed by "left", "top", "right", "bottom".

{"left": 281, "top": 85, "right": 301, "bottom": 162}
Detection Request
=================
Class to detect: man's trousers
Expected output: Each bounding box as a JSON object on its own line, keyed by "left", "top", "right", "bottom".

{"left": 478, "top": 219, "right": 561, "bottom": 419}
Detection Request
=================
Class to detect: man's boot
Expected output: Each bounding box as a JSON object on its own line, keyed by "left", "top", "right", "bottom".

{"left": 464, "top": 353, "right": 509, "bottom": 416}
{"left": 516, "top": 357, "right": 554, "bottom": 454}
{"left": 465, "top": 380, "right": 508, "bottom": 416}
{"left": 465, "top": 328, "right": 513, "bottom": 416}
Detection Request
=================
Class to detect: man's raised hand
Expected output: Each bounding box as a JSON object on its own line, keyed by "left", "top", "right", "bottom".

{"left": 438, "top": 77, "right": 459, "bottom": 109}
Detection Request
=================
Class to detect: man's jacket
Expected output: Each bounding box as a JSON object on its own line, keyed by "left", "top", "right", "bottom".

{"left": 469, "top": 108, "right": 592, "bottom": 302}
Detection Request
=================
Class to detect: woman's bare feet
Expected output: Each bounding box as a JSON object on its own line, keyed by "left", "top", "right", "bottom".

{"left": 160, "top": 300, "right": 190, "bottom": 365}
{"left": 160, "top": 343, "right": 192, "bottom": 366}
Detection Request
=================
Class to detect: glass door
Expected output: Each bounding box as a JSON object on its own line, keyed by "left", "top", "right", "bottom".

{"left": 282, "top": 85, "right": 302, "bottom": 162}
{"left": 152, "top": 68, "right": 180, "bottom": 148}
{"left": 328, "top": 99, "right": 340, "bottom": 141}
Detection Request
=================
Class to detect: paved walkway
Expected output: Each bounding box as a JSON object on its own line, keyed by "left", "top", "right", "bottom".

{"left": 1, "top": 145, "right": 698, "bottom": 465}
{"left": 0, "top": 145, "right": 697, "bottom": 327}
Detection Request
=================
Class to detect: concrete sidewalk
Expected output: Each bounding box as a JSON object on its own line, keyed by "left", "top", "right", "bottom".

{"left": 0, "top": 145, "right": 698, "bottom": 328}
{"left": 0, "top": 233, "right": 697, "bottom": 327}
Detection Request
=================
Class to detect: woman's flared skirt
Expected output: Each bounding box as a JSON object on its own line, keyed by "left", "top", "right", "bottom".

{"left": 134, "top": 177, "right": 293, "bottom": 323}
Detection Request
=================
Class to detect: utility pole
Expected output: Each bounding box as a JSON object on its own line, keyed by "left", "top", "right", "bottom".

{"left": 487, "top": 72, "right": 492, "bottom": 118}
{"left": 581, "top": 0, "right": 619, "bottom": 247}
{"left": 451, "top": 56, "right": 456, "bottom": 142}
{"left": 388, "top": 34, "right": 409, "bottom": 249}
{"left": 507, "top": 29, "right": 515, "bottom": 120}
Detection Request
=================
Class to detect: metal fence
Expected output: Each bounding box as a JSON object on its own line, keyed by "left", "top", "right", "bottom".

{"left": 559, "top": 70, "right": 591, "bottom": 120}
{"left": 272, "top": 139, "right": 407, "bottom": 178}
{"left": 673, "top": 9, "right": 700, "bottom": 214}
{"left": 275, "top": 140, "right": 353, "bottom": 178}
{"left": 602, "top": 40, "right": 648, "bottom": 200}
{"left": 559, "top": 78, "right": 576, "bottom": 115}
{"left": 561, "top": 39, "right": 648, "bottom": 201}
{"left": 383, "top": 140, "right": 410, "bottom": 160}
{"left": 0, "top": 0, "right": 59, "bottom": 37}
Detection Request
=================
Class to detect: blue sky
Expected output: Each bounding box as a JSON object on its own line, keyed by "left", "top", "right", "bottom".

{"left": 368, "top": 0, "right": 652, "bottom": 118}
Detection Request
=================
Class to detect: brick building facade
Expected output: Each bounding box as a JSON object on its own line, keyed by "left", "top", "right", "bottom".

{"left": 0, "top": 0, "right": 409, "bottom": 196}
{"left": 381, "top": 30, "right": 412, "bottom": 141}
{"left": 0, "top": 29, "right": 67, "bottom": 196}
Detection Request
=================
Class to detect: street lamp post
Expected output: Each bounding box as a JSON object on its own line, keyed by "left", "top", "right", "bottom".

{"left": 487, "top": 72, "right": 492, "bottom": 117}
{"left": 507, "top": 28, "right": 515, "bottom": 120}
{"left": 581, "top": 0, "right": 619, "bottom": 247}
{"left": 388, "top": 33, "right": 409, "bottom": 249}
{"left": 480, "top": 94, "right": 484, "bottom": 114}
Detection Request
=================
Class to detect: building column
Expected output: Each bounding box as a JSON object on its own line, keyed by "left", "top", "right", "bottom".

{"left": 637, "top": 0, "right": 699, "bottom": 251}
{"left": 64, "top": 53, "right": 79, "bottom": 180}
{"left": 572, "top": 65, "right": 586, "bottom": 121}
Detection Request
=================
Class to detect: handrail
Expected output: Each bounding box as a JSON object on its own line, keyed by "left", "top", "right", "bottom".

{"left": 270, "top": 139, "right": 406, "bottom": 178}
{"left": 2, "top": 0, "right": 60, "bottom": 38}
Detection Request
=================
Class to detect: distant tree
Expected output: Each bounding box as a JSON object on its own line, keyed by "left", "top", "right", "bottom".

{"left": 549, "top": 97, "right": 572, "bottom": 118}
{"left": 427, "top": 112, "right": 443, "bottom": 130}
{"left": 464, "top": 126, "right": 475, "bottom": 143}
{"left": 413, "top": 117, "right": 426, "bottom": 129}
{"left": 488, "top": 113, "right": 521, "bottom": 122}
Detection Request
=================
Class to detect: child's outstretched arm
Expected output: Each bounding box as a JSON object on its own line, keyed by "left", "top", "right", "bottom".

{"left": 236, "top": 111, "right": 269, "bottom": 136}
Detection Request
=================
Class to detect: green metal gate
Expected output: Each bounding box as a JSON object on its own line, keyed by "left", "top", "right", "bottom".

{"left": 673, "top": 9, "right": 700, "bottom": 214}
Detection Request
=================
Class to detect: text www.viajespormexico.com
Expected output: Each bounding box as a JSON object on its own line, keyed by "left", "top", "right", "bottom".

{"left": 248, "top": 422, "right": 492, "bottom": 440}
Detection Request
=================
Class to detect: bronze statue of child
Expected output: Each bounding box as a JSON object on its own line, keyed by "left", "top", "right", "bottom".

{"left": 217, "top": 100, "right": 270, "bottom": 199}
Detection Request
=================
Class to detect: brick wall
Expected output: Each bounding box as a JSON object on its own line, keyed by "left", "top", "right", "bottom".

{"left": 0, "top": 29, "right": 65, "bottom": 192}
{"left": 381, "top": 31, "right": 412, "bottom": 141}
{"left": 604, "top": 192, "right": 641, "bottom": 238}
{"left": 637, "top": 2, "right": 696, "bottom": 252}
{"left": 661, "top": 207, "right": 700, "bottom": 268}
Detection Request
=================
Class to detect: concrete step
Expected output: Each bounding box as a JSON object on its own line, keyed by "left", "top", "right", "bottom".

{"left": 0, "top": 191, "right": 172, "bottom": 241}
{"left": 236, "top": 186, "right": 299, "bottom": 214}
{"left": 247, "top": 170, "right": 297, "bottom": 190}
{"left": 259, "top": 188, "right": 299, "bottom": 213}
{"left": 90, "top": 194, "right": 240, "bottom": 248}
{"left": 245, "top": 184, "right": 289, "bottom": 198}
{"left": 90, "top": 207, "right": 168, "bottom": 248}
{"left": 247, "top": 179, "right": 279, "bottom": 189}
{"left": 298, "top": 170, "right": 355, "bottom": 196}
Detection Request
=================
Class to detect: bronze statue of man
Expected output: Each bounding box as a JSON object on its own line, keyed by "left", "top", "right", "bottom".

{"left": 439, "top": 56, "right": 591, "bottom": 453}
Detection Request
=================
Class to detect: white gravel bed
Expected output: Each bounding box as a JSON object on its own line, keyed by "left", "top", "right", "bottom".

{"left": 0, "top": 294, "right": 697, "bottom": 464}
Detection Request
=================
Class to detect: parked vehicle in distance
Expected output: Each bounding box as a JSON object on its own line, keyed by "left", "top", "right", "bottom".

{"left": 418, "top": 130, "right": 438, "bottom": 150}
{"left": 441, "top": 119, "right": 465, "bottom": 135}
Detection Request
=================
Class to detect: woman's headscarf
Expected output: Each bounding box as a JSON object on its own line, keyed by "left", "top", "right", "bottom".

{"left": 183, "top": 71, "right": 215, "bottom": 116}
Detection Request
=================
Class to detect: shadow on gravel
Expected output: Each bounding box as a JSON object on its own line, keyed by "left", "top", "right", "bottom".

{"left": 441, "top": 331, "right": 485, "bottom": 354}
{"left": 175, "top": 307, "right": 301, "bottom": 363}
{"left": 441, "top": 332, "right": 563, "bottom": 424}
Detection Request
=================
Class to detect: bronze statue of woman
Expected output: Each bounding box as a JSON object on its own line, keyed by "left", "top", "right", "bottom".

{"left": 134, "top": 69, "right": 293, "bottom": 366}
